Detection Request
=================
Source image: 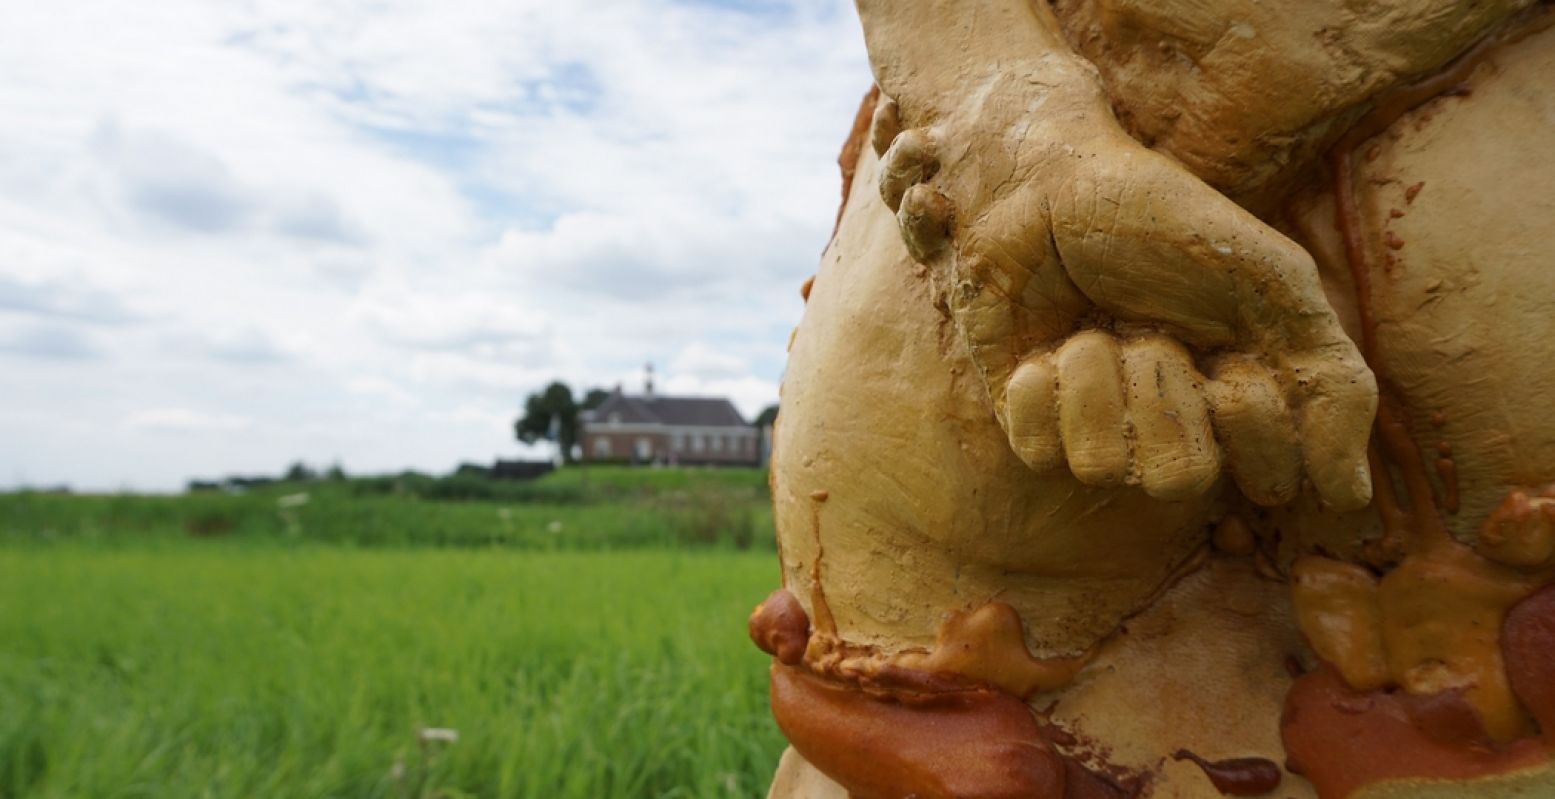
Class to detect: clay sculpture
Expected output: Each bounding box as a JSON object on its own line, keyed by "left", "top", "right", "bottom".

{"left": 755, "top": 1, "right": 1555, "bottom": 797}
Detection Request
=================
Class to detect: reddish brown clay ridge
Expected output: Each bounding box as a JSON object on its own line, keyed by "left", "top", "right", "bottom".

{"left": 829, "top": 85, "right": 880, "bottom": 245}
{"left": 772, "top": 663, "right": 1067, "bottom": 799}
{"left": 1281, "top": 667, "right": 1547, "bottom": 799}
{"left": 751, "top": 588, "right": 1139, "bottom": 798}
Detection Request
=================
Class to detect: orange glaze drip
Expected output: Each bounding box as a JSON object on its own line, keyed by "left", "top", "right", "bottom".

{"left": 1362, "top": 443, "right": 1408, "bottom": 565}
{"left": 891, "top": 602, "right": 1092, "bottom": 699}
{"left": 1435, "top": 451, "right": 1460, "bottom": 514}
{"left": 1430, "top": 438, "right": 1455, "bottom": 512}
{"left": 1282, "top": 667, "right": 1548, "bottom": 799}
{"left": 806, "top": 499, "right": 836, "bottom": 637}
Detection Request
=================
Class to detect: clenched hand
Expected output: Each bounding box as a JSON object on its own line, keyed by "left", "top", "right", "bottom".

{"left": 858, "top": 0, "right": 1376, "bottom": 510}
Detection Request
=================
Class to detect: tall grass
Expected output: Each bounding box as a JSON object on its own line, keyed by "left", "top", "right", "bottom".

{"left": 0, "top": 544, "right": 786, "bottom": 798}
{"left": 0, "top": 467, "right": 773, "bottom": 551}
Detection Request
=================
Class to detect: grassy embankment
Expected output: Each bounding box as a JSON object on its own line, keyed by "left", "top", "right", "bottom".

{"left": 0, "top": 467, "right": 787, "bottom": 798}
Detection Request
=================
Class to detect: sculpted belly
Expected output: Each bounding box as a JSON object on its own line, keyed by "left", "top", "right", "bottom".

{"left": 772, "top": 140, "right": 1212, "bottom": 656}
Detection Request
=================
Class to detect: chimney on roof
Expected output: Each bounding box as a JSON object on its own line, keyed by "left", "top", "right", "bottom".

{"left": 644, "top": 362, "right": 655, "bottom": 400}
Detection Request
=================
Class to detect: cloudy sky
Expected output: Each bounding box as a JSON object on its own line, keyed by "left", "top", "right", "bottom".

{"left": 0, "top": 0, "right": 871, "bottom": 490}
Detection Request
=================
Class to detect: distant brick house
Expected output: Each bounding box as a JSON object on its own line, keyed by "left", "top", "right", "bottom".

{"left": 579, "top": 384, "right": 761, "bottom": 466}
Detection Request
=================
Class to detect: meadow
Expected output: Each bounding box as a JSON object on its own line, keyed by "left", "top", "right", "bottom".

{"left": 0, "top": 468, "right": 788, "bottom": 799}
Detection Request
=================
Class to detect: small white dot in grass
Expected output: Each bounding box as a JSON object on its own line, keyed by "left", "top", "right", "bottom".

{"left": 418, "top": 727, "right": 459, "bottom": 744}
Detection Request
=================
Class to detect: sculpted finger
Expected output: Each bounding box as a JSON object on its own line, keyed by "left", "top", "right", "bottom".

{"left": 898, "top": 184, "right": 952, "bottom": 262}
{"left": 1056, "top": 331, "right": 1130, "bottom": 488}
{"left": 1205, "top": 356, "right": 1303, "bottom": 507}
{"left": 871, "top": 95, "right": 902, "bottom": 157}
{"left": 1121, "top": 335, "right": 1220, "bottom": 501}
{"left": 1004, "top": 354, "right": 1062, "bottom": 472}
{"left": 1050, "top": 145, "right": 1377, "bottom": 508}
{"left": 1283, "top": 347, "right": 1377, "bottom": 512}
{"left": 879, "top": 127, "right": 938, "bottom": 212}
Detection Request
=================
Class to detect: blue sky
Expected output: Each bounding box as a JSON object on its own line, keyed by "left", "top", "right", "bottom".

{"left": 0, "top": 0, "right": 871, "bottom": 490}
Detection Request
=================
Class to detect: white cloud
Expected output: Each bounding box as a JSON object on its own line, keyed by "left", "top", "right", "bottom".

{"left": 670, "top": 342, "right": 751, "bottom": 382}
{"left": 200, "top": 327, "right": 293, "bottom": 365}
{"left": 125, "top": 408, "right": 253, "bottom": 434}
{"left": 0, "top": 0, "right": 870, "bottom": 489}
{"left": 0, "top": 322, "right": 101, "bottom": 360}
{"left": 0, "top": 273, "right": 138, "bottom": 324}
{"left": 354, "top": 289, "right": 551, "bottom": 352}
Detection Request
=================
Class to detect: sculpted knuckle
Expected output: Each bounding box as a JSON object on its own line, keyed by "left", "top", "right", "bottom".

{"left": 898, "top": 185, "right": 953, "bottom": 262}
{"left": 879, "top": 140, "right": 940, "bottom": 212}
{"left": 870, "top": 96, "right": 902, "bottom": 158}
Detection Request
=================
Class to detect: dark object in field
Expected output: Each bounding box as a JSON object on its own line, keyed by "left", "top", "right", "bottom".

{"left": 491, "top": 460, "right": 556, "bottom": 480}
{"left": 186, "top": 513, "right": 235, "bottom": 538}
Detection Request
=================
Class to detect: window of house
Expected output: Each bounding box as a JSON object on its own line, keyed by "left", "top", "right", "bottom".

{"left": 674, "top": 433, "right": 686, "bottom": 452}
{"left": 593, "top": 438, "right": 611, "bottom": 458}
{"left": 712, "top": 435, "right": 724, "bottom": 452}
{"left": 635, "top": 437, "right": 653, "bottom": 461}
{"left": 693, "top": 434, "right": 705, "bottom": 452}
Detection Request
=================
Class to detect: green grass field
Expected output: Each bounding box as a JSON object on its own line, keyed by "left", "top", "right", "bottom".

{"left": 0, "top": 467, "right": 774, "bottom": 551}
{"left": 0, "top": 468, "right": 788, "bottom": 798}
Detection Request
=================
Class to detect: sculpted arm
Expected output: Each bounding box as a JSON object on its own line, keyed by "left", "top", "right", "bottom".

{"left": 856, "top": 0, "right": 1377, "bottom": 509}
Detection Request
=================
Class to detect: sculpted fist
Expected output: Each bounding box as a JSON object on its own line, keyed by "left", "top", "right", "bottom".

{"left": 860, "top": 0, "right": 1377, "bottom": 510}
